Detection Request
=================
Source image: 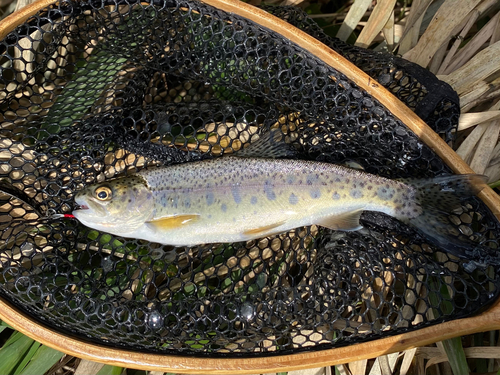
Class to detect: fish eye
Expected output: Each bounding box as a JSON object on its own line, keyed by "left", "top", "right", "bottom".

{"left": 95, "top": 186, "right": 112, "bottom": 201}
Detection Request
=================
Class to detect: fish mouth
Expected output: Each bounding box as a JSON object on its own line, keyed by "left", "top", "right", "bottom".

{"left": 79, "top": 198, "right": 107, "bottom": 216}
{"left": 74, "top": 195, "right": 104, "bottom": 216}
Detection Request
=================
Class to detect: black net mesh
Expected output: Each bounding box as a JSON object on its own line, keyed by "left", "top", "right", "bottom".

{"left": 0, "top": 0, "right": 499, "bottom": 357}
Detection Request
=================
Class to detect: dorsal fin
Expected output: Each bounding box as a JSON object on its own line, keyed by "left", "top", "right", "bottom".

{"left": 236, "top": 129, "right": 297, "bottom": 159}
{"left": 342, "top": 160, "right": 365, "bottom": 170}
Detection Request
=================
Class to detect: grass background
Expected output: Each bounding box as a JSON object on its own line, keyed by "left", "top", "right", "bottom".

{"left": 1, "top": 0, "right": 500, "bottom": 374}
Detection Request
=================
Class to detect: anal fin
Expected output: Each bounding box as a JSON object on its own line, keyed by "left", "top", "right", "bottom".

{"left": 147, "top": 214, "right": 200, "bottom": 230}
{"left": 243, "top": 221, "right": 286, "bottom": 237}
{"left": 317, "top": 209, "right": 364, "bottom": 231}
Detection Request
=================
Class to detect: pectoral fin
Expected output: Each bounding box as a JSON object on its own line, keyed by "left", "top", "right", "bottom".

{"left": 243, "top": 221, "right": 286, "bottom": 237}
{"left": 317, "top": 210, "right": 364, "bottom": 231}
{"left": 147, "top": 214, "right": 200, "bottom": 230}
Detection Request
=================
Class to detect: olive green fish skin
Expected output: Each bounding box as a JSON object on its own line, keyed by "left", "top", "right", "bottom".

{"left": 73, "top": 157, "right": 422, "bottom": 246}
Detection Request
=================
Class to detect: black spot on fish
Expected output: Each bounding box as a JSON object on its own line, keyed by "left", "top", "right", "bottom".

{"left": 350, "top": 189, "right": 363, "bottom": 199}
{"left": 232, "top": 185, "right": 242, "bottom": 204}
{"left": 310, "top": 189, "right": 321, "bottom": 199}
{"left": 289, "top": 193, "right": 298, "bottom": 205}
{"left": 206, "top": 192, "right": 214, "bottom": 206}
{"left": 264, "top": 181, "right": 276, "bottom": 201}
{"left": 377, "top": 186, "right": 395, "bottom": 200}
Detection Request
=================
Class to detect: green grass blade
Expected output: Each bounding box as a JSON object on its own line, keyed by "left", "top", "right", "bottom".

{"left": 39, "top": 50, "right": 127, "bottom": 133}
{"left": 96, "top": 365, "right": 123, "bottom": 375}
{"left": 441, "top": 337, "right": 470, "bottom": 375}
{"left": 127, "top": 370, "right": 147, "bottom": 375}
{"left": 429, "top": 276, "right": 470, "bottom": 375}
{"left": 12, "top": 341, "right": 40, "bottom": 375}
{"left": 489, "top": 180, "right": 500, "bottom": 189}
{"left": 17, "top": 344, "right": 64, "bottom": 375}
{"left": 0, "top": 320, "right": 12, "bottom": 335}
{"left": 0, "top": 332, "right": 36, "bottom": 375}
{"left": 473, "top": 332, "right": 487, "bottom": 373}
{"left": 1, "top": 329, "right": 26, "bottom": 347}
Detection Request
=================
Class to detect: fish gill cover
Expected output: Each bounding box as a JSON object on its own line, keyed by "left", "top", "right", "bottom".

{"left": 0, "top": 0, "right": 499, "bottom": 356}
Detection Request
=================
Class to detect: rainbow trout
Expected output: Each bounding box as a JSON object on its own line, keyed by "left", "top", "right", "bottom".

{"left": 73, "top": 156, "right": 485, "bottom": 247}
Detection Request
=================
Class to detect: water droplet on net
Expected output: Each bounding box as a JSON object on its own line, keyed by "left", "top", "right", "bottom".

{"left": 150, "top": 248, "right": 165, "bottom": 260}
{"left": 20, "top": 242, "right": 34, "bottom": 256}
{"left": 240, "top": 302, "right": 255, "bottom": 320}
{"left": 102, "top": 257, "right": 113, "bottom": 273}
{"left": 256, "top": 273, "right": 267, "bottom": 289}
{"left": 148, "top": 311, "right": 164, "bottom": 329}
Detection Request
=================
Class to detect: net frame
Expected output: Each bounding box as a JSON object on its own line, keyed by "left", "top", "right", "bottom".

{"left": 1, "top": 0, "right": 500, "bottom": 372}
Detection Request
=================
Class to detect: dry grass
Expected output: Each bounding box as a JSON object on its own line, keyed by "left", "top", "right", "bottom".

{"left": 287, "top": 1, "right": 500, "bottom": 374}
{"left": 1, "top": 0, "right": 500, "bottom": 374}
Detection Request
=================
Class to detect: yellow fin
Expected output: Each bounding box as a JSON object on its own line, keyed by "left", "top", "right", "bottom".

{"left": 147, "top": 214, "right": 200, "bottom": 230}
{"left": 243, "top": 221, "right": 285, "bottom": 236}
{"left": 317, "top": 209, "right": 364, "bottom": 231}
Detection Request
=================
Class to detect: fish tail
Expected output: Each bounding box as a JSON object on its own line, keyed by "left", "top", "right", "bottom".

{"left": 401, "top": 174, "right": 499, "bottom": 265}
{"left": 408, "top": 174, "right": 486, "bottom": 213}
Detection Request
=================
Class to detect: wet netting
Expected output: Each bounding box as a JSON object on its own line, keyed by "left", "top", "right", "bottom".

{"left": 0, "top": 0, "right": 499, "bottom": 357}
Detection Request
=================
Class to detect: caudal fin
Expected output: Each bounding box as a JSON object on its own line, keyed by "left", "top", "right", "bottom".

{"left": 404, "top": 174, "right": 500, "bottom": 266}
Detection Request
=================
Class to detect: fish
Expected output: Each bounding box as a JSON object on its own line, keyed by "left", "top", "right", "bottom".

{"left": 72, "top": 154, "right": 486, "bottom": 250}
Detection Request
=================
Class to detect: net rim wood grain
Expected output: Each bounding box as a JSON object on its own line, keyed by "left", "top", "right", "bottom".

{"left": 1, "top": 0, "right": 500, "bottom": 372}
